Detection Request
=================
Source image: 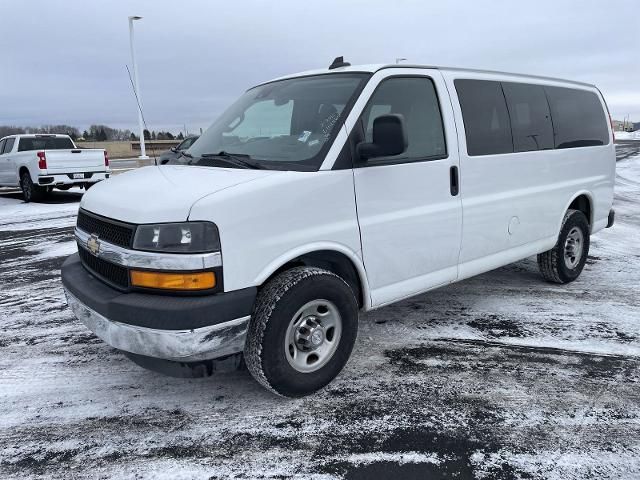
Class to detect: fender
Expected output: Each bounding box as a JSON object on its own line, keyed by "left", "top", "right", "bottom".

{"left": 558, "top": 189, "right": 594, "bottom": 234}
{"left": 253, "top": 241, "right": 372, "bottom": 310}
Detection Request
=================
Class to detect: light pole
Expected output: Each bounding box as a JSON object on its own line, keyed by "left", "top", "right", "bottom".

{"left": 128, "top": 15, "right": 148, "bottom": 159}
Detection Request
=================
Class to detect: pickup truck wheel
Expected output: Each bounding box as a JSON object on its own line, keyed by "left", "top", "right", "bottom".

{"left": 244, "top": 266, "right": 358, "bottom": 398}
{"left": 20, "top": 171, "right": 45, "bottom": 203}
{"left": 537, "top": 209, "right": 590, "bottom": 284}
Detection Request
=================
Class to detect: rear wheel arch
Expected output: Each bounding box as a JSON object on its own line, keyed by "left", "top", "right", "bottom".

{"left": 560, "top": 191, "right": 593, "bottom": 234}
{"left": 568, "top": 193, "right": 593, "bottom": 229}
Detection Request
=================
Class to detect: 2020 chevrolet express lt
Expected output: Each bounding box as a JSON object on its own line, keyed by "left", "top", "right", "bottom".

{"left": 61, "top": 59, "right": 615, "bottom": 397}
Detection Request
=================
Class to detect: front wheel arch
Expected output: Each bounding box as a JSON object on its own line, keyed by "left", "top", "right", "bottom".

{"left": 254, "top": 245, "right": 371, "bottom": 310}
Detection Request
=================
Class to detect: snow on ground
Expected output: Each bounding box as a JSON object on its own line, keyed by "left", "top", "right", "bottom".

{"left": 0, "top": 148, "right": 639, "bottom": 479}
{"left": 615, "top": 131, "right": 640, "bottom": 140}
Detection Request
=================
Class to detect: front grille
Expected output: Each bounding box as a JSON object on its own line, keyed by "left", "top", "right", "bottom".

{"left": 77, "top": 209, "right": 135, "bottom": 248}
{"left": 78, "top": 245, "right": 129, "bottom": 289}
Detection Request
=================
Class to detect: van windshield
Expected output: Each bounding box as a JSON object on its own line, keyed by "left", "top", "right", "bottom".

{"left": 181, "top": 73, "right": 370, "bottom": 171}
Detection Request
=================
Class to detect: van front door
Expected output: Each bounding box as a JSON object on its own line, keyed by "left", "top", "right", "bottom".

{"left": 350, "top": 71, "right": 462, "bottom": 307}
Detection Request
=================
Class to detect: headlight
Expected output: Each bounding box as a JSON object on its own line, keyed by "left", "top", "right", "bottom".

{"left": 133, "top": 222, "right": 220, "bottom": 253}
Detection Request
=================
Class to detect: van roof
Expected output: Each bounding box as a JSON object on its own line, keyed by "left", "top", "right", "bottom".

{"left": 266, "top": 63, "right": 596, "bottom": 89}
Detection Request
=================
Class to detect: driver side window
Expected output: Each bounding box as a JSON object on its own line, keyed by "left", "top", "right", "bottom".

{"left": 360, "top": 77, "right": 447, "bottom": 162}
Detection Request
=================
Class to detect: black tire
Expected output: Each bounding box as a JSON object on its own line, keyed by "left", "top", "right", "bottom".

{"left": 244, "top": 267, "right": 359, "bottom": 398}
{"left": 537, "top": 209, "right": 590, "bottom": 284}
{"left": 20, "top": 171, "right": 45, "bottom": 203}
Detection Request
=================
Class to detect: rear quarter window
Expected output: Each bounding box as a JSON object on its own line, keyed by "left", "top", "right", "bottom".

{"left": 544, "top": 86, "right": 609, "bottom": 148}
{"left": 455, "top": 79, "right": 513, "bottom": 156}
{"left": 502, "top": 82, "right": 554, "bottom": 152}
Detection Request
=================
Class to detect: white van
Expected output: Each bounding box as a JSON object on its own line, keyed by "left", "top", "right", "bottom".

{"left": 61, "top": 59, "right": 616, "bottom": 397}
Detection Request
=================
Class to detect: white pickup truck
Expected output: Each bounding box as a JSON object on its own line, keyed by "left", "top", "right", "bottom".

{"left": 0, "top": 134, "right": 110, "bottom": 202}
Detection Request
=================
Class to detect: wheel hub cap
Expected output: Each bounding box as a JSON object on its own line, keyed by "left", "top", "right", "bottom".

{"left": 285, "top": 299, "right": 342, "bottom": 373}
{"left": 564, "top": 226, "right": 584, "bottom": 269}
{"left": 294, "top": 316, "right": 326, "bottom": 350}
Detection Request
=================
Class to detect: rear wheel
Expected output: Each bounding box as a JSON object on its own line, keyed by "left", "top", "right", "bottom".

{"left": 244, "top": 267, "right": 359, "bottom": 397}
{"left": 20, "top": 171, "right": 45, "bottom": 203}
{"left": 537, "top": 209, "right": 590, "bottom": 284}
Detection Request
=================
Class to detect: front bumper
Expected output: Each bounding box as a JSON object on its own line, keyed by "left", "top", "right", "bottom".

{"left": 61, "top": 253, "right": 256, "bottom": 361}
{"left": 38, "top": 172, "right": 109, "bottom": 186}
{"left": 65, "top": 289, "right": 249, "bottom": 361}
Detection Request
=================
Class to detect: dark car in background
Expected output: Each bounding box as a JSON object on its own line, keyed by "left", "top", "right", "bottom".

{"left": 158, "top": 136, "right": 199, "bottom": 164}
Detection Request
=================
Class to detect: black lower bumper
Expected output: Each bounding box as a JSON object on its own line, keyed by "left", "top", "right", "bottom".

{"left": 61, "top": 254, "right": 256, "bottom": 330}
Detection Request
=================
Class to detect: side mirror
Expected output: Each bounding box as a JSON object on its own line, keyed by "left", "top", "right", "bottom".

{"left": 356, "top": 114, "right": 408, "bottom": 160}
{"left": 170, "top": 146, "right": 178, "bottom": 152}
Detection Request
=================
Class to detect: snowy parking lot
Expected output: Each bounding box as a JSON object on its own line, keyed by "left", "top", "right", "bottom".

{"left": 1, "top": 143, "right": 639, "bottom": 479}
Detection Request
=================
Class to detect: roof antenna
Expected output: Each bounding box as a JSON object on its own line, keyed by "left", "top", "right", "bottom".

{"left": 329, "top": 56, "right": 351, "bottom": 70}
{"left": 396, "top": 58, "right": 407, "bottom": 64}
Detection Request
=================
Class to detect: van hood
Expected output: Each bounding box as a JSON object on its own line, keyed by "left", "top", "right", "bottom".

{"left": 80, "top": 165, "right": 277, "bottom": 223}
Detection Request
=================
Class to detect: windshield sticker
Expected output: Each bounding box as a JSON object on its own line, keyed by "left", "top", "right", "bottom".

{"left": 308, "top": 139, "right": 320, "bottom": 147}
{"left": 298, "top": 130, "right": 312, "bottom": 143}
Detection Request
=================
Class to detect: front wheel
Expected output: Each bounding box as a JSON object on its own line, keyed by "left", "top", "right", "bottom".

{"left": 537, "top": 209, "right": 590, "bottom": 284}
{"left": 244, "top": 267, "right": 359, "bottom": 397}
{"left": 20, "top": 171, "right": 45, "bottom": 203}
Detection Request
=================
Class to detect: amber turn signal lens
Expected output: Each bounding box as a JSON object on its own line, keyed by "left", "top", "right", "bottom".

{"left": 130, "top": 270, "right": 216, "bottom": 291}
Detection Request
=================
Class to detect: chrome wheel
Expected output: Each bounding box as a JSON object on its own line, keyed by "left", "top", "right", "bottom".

{"left": 285, "top": 299, "right": 342, "bottom": 373}
{"left": 564, "top": 226, "right": 584, "bottom": 269}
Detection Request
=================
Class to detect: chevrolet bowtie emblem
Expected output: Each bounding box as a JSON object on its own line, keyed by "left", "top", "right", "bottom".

{"left": 87, "top": 234, "right": 101, "bottom": 256}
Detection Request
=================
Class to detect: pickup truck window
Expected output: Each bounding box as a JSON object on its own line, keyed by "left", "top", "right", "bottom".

{"left": 18, "top": 136, "right": 74, "bottom": 152}
{"left": 3, "top": 137, "right": 15, "bottom": 154}
{"left": 186, "top": 73, "right": 370, "bottom": 171}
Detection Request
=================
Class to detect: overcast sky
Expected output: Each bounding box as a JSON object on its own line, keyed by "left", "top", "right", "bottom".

{"left": 1, "top": 0, "right": 638, "bottom": 134}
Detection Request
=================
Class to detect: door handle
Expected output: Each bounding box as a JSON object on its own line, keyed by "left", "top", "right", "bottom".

{"left": 450, "top": 166, "right": 459, "bottom": 196}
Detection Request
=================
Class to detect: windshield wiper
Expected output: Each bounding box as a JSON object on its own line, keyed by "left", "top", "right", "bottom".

{"left": 200, "top": 151, "right": 265, "bottom": 169}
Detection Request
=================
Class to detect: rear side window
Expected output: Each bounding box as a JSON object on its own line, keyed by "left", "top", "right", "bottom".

{"left": 502, "top": 82, "right": 554, "bottom": 152}
{"left": 3, "top": 137, "right": 15, "bottom": 154}
{"left": 360, "top": 76, "right": 447, "bottom": 162}
{"left": 0, "top": 139, "right": 5, "bottom": 154}
{"left": 455, "top": 79, "right": 513, "bottom": 156}
{"left": 18, "top": 136, "right": 74, "bottom": 152}
{"left": 544, "top": 86, "right": 609, "bottom": 148}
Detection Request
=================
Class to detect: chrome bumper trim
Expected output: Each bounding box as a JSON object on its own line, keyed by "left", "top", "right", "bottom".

{"left": 75, "top": 227, "right": 222, "bottom": 271}
{"left": 64, "top": 289, "right": 248, "bottom": 361}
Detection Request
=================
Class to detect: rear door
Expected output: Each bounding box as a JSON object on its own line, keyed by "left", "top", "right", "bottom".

{"left": 350, "top": 70, "right": 462, "bottom": 307}
{"left": 0, "top": 138, "right": 16, "bottom": 184}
